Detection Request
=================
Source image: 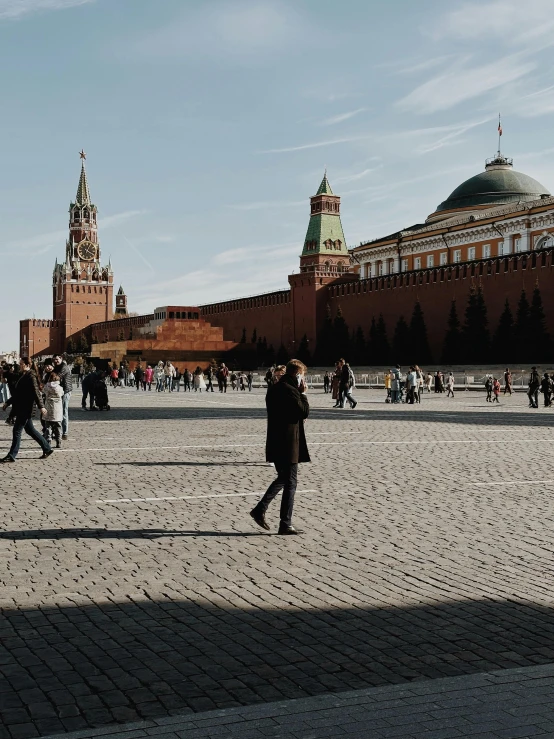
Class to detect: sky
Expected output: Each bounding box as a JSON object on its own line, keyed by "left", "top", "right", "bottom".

{"left": 2, "top": 0, "right": 554, "bottom": 349}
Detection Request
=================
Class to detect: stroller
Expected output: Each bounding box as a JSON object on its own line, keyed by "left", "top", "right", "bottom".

{"left": 93, "top": 374, "right": 111, "bottom": 411}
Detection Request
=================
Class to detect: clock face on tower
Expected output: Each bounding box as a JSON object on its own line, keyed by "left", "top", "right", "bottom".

{"left": 77, "top": 240, "right": 97, "bottom": 261}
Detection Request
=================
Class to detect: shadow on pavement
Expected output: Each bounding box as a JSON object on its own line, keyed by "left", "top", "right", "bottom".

{"left": 0, "top": 529, "right": 263, "bottom": 540}
{"left": 2, "top": 596, "right": 554, "bottom": 737}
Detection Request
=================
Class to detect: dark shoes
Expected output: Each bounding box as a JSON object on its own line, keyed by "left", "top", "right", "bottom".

{"left": 40, "top": 450, "right": 54, "bottom": 460}
{"left": 62, "top": 434, "right": 68, "bottom": 441}
{"left": 351, "top": 401, "right": 357, "bottom": 409}
{"left": 278, "top": 523, "right": 301, "bottom": 535}
{"left": 0, "top": 456, "right": 15, "bottom": 464}
{"left": 250, "top": 508, "right": 270, "bottom": 531}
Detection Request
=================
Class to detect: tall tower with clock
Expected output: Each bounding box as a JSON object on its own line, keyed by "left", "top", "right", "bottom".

{"left": 52, "top": 152, "right": 114, "bottom": 340}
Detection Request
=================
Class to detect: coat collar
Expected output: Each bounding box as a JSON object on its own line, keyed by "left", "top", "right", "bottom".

{"left": 280, "top": 373, "right": 299, "bottom": 389}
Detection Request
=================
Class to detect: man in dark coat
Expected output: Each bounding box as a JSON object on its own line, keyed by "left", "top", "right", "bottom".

{"left": 1, "top": 357, "right": 53, "bottom": 462}
{"left": 528, "top": 366, "right": 540, "bottom": 408}
{"left": 250, "top": 359, "right": 310, "bottom": 535}
{"left": 53, "top": 354, "right": 73, "bottom": 441}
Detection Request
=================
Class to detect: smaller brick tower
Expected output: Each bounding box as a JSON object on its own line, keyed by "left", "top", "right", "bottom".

{"left": 289, "top": 172, "right": 357, "bottom": 353}
{"left": 52, "top": 152, "right": 114, "bottom": 347}
{"left": 115, "top": 285, "right": 128, "bottom": 315}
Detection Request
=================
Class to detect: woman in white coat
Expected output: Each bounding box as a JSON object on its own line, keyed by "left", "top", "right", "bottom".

{"left": 194, "top": 368, "right": 206, "bottom": 392}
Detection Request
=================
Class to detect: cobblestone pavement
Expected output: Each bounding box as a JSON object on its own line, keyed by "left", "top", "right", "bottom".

{"left": 42, "top": 663, "right": 554, "bottom": 739}
{"left": 1, "top": 387, "right": 554, "bottom": 738}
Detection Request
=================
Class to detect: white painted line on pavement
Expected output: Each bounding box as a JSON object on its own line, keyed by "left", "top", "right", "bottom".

{"left": 471, "top": 480, "right": 554, "bottom": 486}
{"left": 14, "top": 438, "right": 554, "bottom": 455}
{"left": 97, "top": 490, "right": 319, "bottom": 504}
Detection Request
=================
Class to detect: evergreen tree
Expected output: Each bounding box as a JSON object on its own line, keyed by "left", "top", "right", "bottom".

{"left": 529, "top": 284, "right": 551, "bottom": 362}
{"left": 275, "top": 344, "right": 288, "bottom": 365}
{"left": 333, "top": 306, "right": 350, "bottom": 360}
{"left": 240, "top": 327, "right": 247, "bottom": 343}
{"left": 491, "top": 299, "right": 514, "bottom": 363}
{"left": 352, "top": 326, "right": 366, "bottom": 366}
{"left": 251, "top": 328, "right": 257, "bottom": 344}
{"left": 78, "top": 333, "right": 89, "bottom": 354}
{"left": 257, "top": 337, "right": 264, "bottom": 360}
{"left": 514, "top": 289, "right": 532, "bottom": 363}
{"left": 462, "top": 285, "right": 490, "bottom": 363}
{"left": 408, "top": 301, "right": 432, "bottom": 365}
{"left": 315, "top": 304, "right": 333, "bottom": 365}
{"left": 265, "top": 344, "right": 276, "bottom": 366}
{"left": 372, "top": 313, "right": 390, "bottom": 366}
{"left": 297, "top": 334, "right": 311, "bottom": 365}
{"left": 442, "top": 300, "right": 462, "bottom": 364}
{"left": 392, "top": 316, "right": 410, "bottom": 364}
{"left": 66, "top": 337, "right": 76, "bottom": 354}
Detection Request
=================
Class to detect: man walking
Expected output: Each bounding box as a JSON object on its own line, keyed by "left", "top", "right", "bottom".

{"left": 52, "top": 354, "right": 72, "bottom": 441}
{"left": 339, "top": 360, "right": 357, "bottom": 409}
{"left": 250, "top": 359, "right": 310, "bottom": 535}
{"left": 528, "top": 366, "right": 540, "bottom": 408}
{"left": 1, "top": 357, "right": 53, "bottom": 463}
{"left": 206, "top": 367, "right": 215, "bottom": 392}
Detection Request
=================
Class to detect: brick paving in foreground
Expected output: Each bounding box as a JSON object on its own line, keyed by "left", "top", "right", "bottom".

{"left": 42, "top": 663, "right": 554, "bottom": 739}
{"left": 1, "top": 387, "right": 554, "bottom": 737}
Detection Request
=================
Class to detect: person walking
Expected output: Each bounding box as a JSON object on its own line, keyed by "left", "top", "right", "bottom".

{"left": 323, "top": 371, "right": 330, "bottom": 394}
{"left": 541, "top": 373, "right": 552, "bottom": 407}
{"left": 446, "top": 372, "right": 455, "bottom": 398}
{"left": 384, "top": 370, "right": 392, "bottom": 402}
{"left": 183, "top": 368, "right": 192, "bottom": 392}
{"left": 110, "top": 365, "right": 119, "bottom": 388}
{"left": 425, "top": 372, "right": 432, "bottom": 393}
{"left": 154, "top": 362, "right": 165, "bottom": 392}
{"left": 218, "top": 363, "right": 229, "bottom": 392}
{"left": 173, "top": 367, "right": 181, "bottom": 391}
{"left": 206, "top": 367, "right": 215, "bottom": 392}
{"left": 485, "top": 375, "right": 493, "bottom": 402}
{"left": 250, "top": 359, "right": 309, "bottom": 535}
{"left": 337, "top": 360, "right": 356, "bottom": 409}
{"left": 247, "top": 371, "right": 253, "bottom": 392}
{"left": 406, "top": 366, "right": 417, "bottom": 404}
{"left": 492, "top": 377, "right": 501, "bottom": 404}
{"left": 134, "top": 364, "right": 144, "bottom": 390}
{"left": 391, "top": 365, "right": 402, "bottom": 404}
{"left": 145, "top": 365, "right": 154, "bottom": 391}
{"left": 1, "top": 357, "right": 53, "bottom": 463}
{"left": 52, "top": 354, "right": 73, "bottom": 441}
{"left": 528, "top": 366, "right": 540, "bottom": 408}
{"left": 43, "top": 371, "right": 64, "bottom": 448}
{"left": 414, "top": 365, "right": 424, "bottom": 403}
{"left": 331, "top": 362, "right": 341, "bottom": 407}
{"left": 504, "top": 368, "right": 513, "bottom": 396}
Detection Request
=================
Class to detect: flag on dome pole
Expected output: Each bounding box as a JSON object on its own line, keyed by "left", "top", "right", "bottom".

{"left": 498, "top": 116, "right": 502, "bottom": 136}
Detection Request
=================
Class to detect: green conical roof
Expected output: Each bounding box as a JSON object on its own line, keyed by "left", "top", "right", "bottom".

{"left": 75, "top": 161, "right": 91, "bottom": 206}
{"left": 316, "top": 171, "right": 333, "bottom": 195}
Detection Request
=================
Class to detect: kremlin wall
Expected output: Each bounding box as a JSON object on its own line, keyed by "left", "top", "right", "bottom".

{"left": 20, "top": 142, "right": 554, "bottom": 367}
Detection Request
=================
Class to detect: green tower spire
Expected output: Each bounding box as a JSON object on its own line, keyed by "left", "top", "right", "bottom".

{"left": 301, "top": 172, "right": 348, "bottom": 264}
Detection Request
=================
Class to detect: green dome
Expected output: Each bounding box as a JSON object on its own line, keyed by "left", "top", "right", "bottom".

{"left": 435, "top": 159, "right": 550, "bottom": 214}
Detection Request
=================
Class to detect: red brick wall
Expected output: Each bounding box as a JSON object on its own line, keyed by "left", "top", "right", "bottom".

{"left": 201, "top": 290, "right": 293, "bottom": 350}
{"left": 327, "top": 251, "right": 554, "bottom": 360}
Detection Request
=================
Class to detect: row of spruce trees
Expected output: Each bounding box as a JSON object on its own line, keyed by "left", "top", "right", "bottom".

{"left": 310, "top": 284, "right": 551, "bottom": 366}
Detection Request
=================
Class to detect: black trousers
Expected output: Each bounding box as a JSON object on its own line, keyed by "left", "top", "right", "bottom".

{"left": 255, "top": 462, "right": 298, "bottom": 526}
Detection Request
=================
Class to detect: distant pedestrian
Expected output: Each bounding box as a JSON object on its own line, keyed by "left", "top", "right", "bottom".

{"left": 504, "top": 368, "right": 513, "bottom": 395}
{"left": 135, "top": 364, "right": 144, "bottom": 390}
{"left": 145, "top": 365, "right": 154, "bottom": 391}
{"left": 250, "top": 359, "right": 309, "bottom": 535}
{"left": 323, "top": 371, "right": 330, "bottom": 394}
{"left": 218, "top": 363, "right": 229, "bottom": 392}
{"left": 541, "top": 373, "right": 552, "bottom": 407}
{"left": 339, "top": 360, "right": 357, "bottom": 409}
{"left": 528, "top": 366, "right": 540, "bottom": 408}
{"left": 247, "top": 372, "right": 253, "bottom": 391}
{"left": 43, "top": 372, "right": 64, "bottom": 448}
{"left": 206, "top": 367, "right": 215, "bottom": 392}
{"left": 52, "top": 354, "right": 72, "bottom": 441}
{"left": 485, "top": 375, "right": 493, "bottom": 402}
{"left": 492, "top": 378, "right": 501, "bottom": 403}
{"left": 446, "top": 372, "right": 455, "bottom": 397}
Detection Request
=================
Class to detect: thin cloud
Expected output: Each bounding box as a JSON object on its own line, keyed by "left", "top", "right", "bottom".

{"left": 320, "top": 108, "right": 367, "bottom": 126}
{"left": 430, "top": 0, "right": 554, "bottom": 47}
{"left": 397, "top": 54, "right": 535, "bottom": 114}
{"left": 259, "top": 134, "right": 372, "bottom": 154}
{"left": 333, "top": 166, "right": 381, "bottom": 184}
{"left": 0, "top": 0, "right": 94, "bottom": 20}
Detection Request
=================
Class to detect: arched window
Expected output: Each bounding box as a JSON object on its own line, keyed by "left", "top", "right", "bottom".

{"left": 83, "top": 208, "right": 89, "bottom": 219}
{"left": 337, "top": 261, "right": 344, "bottom": 273}
{"left": 324, "top": 261, "right": 331, "bottom": 271}
{"left": 536, "top": 234, "right": 554, "bottom": 250}
{"left": 73, "top": 209, "right": 80, "bottom": 221}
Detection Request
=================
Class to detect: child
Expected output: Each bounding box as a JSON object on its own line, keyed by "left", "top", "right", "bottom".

{"left": 43, "top": 372, "right": 64, "bottom": 447}
{"left": 492, "top": 377, "right": 501, "bottom": 403}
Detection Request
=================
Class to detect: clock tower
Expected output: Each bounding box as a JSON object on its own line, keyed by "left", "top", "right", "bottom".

{"left": 53, "top": 153, "right": 114, "bottom": 342}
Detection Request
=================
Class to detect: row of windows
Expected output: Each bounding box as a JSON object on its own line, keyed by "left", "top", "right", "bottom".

{"left": 71, "top": 285, "right": 107, "bottom": 293}
{"left": 310, "top": 202, "right": 339, "bottom": 213}
{"left": 354, "top": 251, "right": 552, "bottom": 294}
{"left": 72, "top": 209, "right": 96, "bottom": 223}
{"left": 168, "top": 311, "right": 199, "bottom": 319}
